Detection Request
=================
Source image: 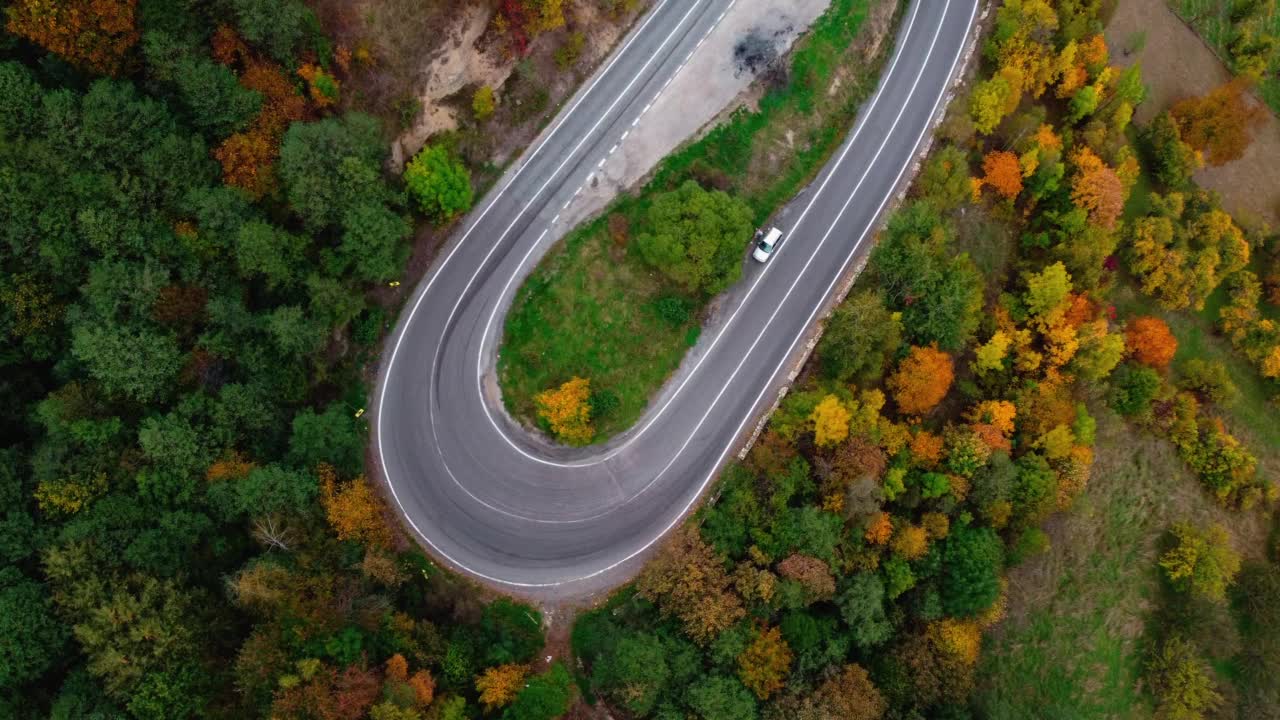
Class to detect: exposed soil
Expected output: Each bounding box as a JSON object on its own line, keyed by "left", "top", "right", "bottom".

{"left": 1106, "top": 0, "right": 1280, "bottom": 226}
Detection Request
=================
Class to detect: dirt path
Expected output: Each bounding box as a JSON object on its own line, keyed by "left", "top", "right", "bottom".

{"left": 1106, "top": 0, "right": 1280, "bottom": 226}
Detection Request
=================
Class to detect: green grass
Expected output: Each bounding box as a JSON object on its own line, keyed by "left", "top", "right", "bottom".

{"left": 975, "top": 412, "right": 1165, "bottom": 720}
{"left": 1168, "top": 0, "right": 1280, "bottom": 114}
{"left": 499, "top": 204, "right": 702, "bottom": 440}
{"left": 498, "top": 0, "right": 903, "bottom": 443}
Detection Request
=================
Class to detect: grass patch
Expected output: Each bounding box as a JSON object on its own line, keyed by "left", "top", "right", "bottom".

{"left": 499, "top": 0, "right": 903, "bottom": 443}
{"left": 1167, "top": 0, "right": 1280, "bottom": 114}
{"left": 500, "top": 204, "right": 703, "bottom": 439}
{"left": 974, "top": 405, "right": 1271, "bottom": 719}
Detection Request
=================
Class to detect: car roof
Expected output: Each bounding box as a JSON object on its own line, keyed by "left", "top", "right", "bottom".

{"left": 763, "top": 227, "right": 783, "bottom": 244}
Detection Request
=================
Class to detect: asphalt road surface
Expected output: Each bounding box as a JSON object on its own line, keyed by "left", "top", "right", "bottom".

{"left": 374, "top": 0, "right": 979, "bottom": 599}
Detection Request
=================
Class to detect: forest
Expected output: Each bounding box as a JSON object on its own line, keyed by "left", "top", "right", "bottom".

{"left": 0, "top": 0, "right": 581, "bottom": 718}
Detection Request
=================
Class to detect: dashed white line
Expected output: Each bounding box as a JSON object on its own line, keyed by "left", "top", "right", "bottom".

{"left": 620, "top": 130, "right": 629, "bottom": 141}
{"left": 597, "top": 157, "right": 607, "bottom": 169}
{"left": 552, "top": 214, "right": 560, "bottom": 224}
{"left": 609, "top": 144, "right": 619, "bottom": 155}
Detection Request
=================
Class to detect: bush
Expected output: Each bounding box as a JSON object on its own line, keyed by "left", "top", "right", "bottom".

{"left": 472, "top": 86, "right": 496, "bottom": 121}
{"left": 404, "top": 144, "right": 474, "bottom": 223}
{"left": 1109, "top": 363, "right": 1162, "bottom": 417}
{"left": 1177, "top": 359, "right": 1237, "bottom": 404}
{"left": 651, "top": 295, "right": 694, "bottom": 328}
{"left": 1159, "top": 522, "right": 1241, "bottom": 603}
{"left": 554, "top": 31, "right": 585, "bottom": 70}
{"left": 1146, "top": 636, "right": 1223, "bottom": 720}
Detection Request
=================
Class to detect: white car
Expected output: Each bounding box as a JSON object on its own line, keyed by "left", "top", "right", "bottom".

{"left": 753, "top": 227, "right": 783, "bottom": 263}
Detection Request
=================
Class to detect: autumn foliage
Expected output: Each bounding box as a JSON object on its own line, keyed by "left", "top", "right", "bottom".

{"left": 212, "top": 40, "right": 312, "bottom": 197}
{"left": 6, "top": 0, "right": 139, "bottom": 75}
{"left": 1170, "top": 79, "right": 1264, "bottom": 166}
{"left": 637, "top": 527, "right": 745, "bottom": 644}
{"left": 737, "top": 626, "right": 793, "bottom": 700}
{"left": 319, "top": 465, "right": 393, "bottom": 549}
{"left": 981, "top": 150, "right": 1023, "bottom": 200}
{"left": 476, "top": 664, "right": 527, "bottom": 710}
{"left": 1070, "top": 148, "right": 1124, "bottom": 230}
{"left": 534, "top": 376, "right": 594, "bottom": 445}
{"left": 1125, "top": 316, "right": 1178, "bottom": 369}
{"left": 889, "top": 345, "right": 955, "bottom": 416}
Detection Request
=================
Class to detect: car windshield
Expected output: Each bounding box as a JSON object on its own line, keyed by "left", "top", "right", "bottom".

{"left": 758, "top": 239, "right": 772, "bottom": 250}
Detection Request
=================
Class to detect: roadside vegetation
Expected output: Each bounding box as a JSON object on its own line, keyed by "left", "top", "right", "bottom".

{"left": 0, "top": 1, "right": 602, "bottom": 718}
{"left": 500, "top": 0, "right": 903, "bottom": 443}
{"left": 571, "top": 0, "right": 1280, "bottom": 718}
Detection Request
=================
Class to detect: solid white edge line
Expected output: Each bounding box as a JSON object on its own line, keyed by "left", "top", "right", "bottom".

{"left": 475, "top": 0, "right": 929, "bottom": 470}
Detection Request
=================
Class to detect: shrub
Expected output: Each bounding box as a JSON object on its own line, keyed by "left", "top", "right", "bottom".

{"left": 1159, "top": 522, "right": 1241, "bottom": 602}
{"left": 404, "top": 144, "right": 474, "bottom": 223}
{"left": 1146, "top": 636, "right": 1222, "bottom": 720}
{"left": 1109, "top": 363, "right": 1162, "bottom": 417}
{"left": 1177, "top": 359, "right": 1237, "bottom": 404}
{"left": 472, "top": 86, "right": 496, "bottom": 121}
{"left": 533, "top": 377, "right": 594, "bottom": 445}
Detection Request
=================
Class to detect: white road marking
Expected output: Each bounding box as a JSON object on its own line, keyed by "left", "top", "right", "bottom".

{"left": 384, "top": 0, "right": 979, "bottom": 588}
{"left": 475, "top": 0, "right": 931, "bottom": 471}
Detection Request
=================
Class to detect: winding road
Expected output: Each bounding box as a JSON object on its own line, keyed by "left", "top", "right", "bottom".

{"left": 374, "top": 0, "right": 979, "bottom": 598}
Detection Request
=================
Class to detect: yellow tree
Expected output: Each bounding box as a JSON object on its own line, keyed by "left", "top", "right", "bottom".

{"left": 811, "top": 395, "right": 853, "bottom": 447}
{"left": 476, "top": 664, "right": 528, "bottom": 710}
{"left": 320, "top": 467, "right": 393, "bottom": 548}
{"left": 737, "top": 626, "right": 793, "bottom": 700}
{"left": 534, "top": 376, "right": 594, "bottom": 445}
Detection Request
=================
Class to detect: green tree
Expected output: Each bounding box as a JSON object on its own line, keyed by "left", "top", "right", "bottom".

{"left": 1109, "top": 363, "right": 1162, "bottom": 417}
{"left": 70, "top": 324, "right": 183, "bottom": 404}
{"left": 1147, "top": 635, "right": 1222, "bottom": 720}
{"left": 230, "top": 0, "right": 316, "bottom": 63}
{"left": 633, "top": 180, "right": 755, "bottom": 296}
{"left": 918, "top": 145, "right": 973, "bottom": 210}
{"left": 0, "top": 62, "right": 43, "bottom": 137}
{"left": 141, "top": 31, "right": 261, "bottom": 138}
{"left": 941, "top": 525, "right": 1004, "bottom": 617}
{"left": 279, "top": 113, "right": 391, "bottom": 231}
{"left": 870, "top": 202, "right": 983, "bottom": 351}
{"left": 236, "top": 221, "right": 307, "bottom": 288}
{"left": 480, "top": 599, "right": 545, "bottom": 666}
{"left": 817, "top": 290, "right": 903, "bottom": 384}
{"left": 288, "top": 403, "right": 365, "bottom": 476}
{"left": 837, "top": 573, "right": 893, "bottom": 649}
{"left": 591, "top": 633, "right": 669, "bottom": 716}
{"left": 228, "top": 465, "right": 318, "bottom": 517}
{"left": 1143, "top": 111, "right": 1200, "bottom": 188}
{"left": 0, "top": 568, "right": 68, "bottom": 689}
{"left": 404, "top": 144, "right": 474, "bottom": 223}
{"left": 686, "top": 675, "right": 758, "bottom": 720}
{"left": 337, "top": 203, "right": 411, "bottom": 282}
{"left": 503, "top": 663, "right": 573, "bottom": 720}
